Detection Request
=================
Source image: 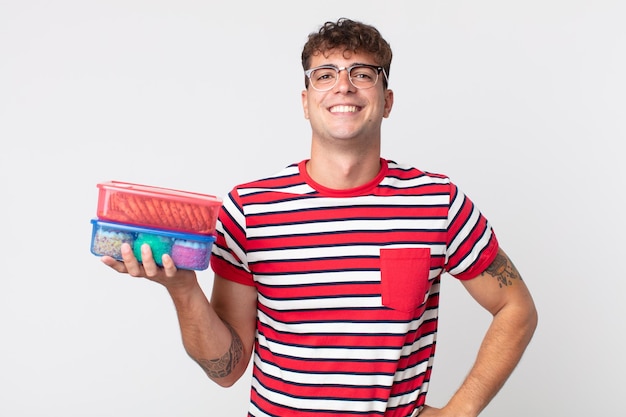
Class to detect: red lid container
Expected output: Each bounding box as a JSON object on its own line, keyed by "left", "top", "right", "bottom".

{"left": 90, "top": 218, "right": 216, "bottom": 271}
{"left": 96, "top": 181, "right": 222, "bottom": 235}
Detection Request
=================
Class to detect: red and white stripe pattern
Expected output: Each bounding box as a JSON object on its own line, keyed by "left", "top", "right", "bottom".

{"left": 211, "top": 159, "right": 498, "bottom": 417}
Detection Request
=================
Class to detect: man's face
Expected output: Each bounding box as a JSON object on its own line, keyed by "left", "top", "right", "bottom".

{"left": 301, "top": 49, "right": 393, "bottom": 145}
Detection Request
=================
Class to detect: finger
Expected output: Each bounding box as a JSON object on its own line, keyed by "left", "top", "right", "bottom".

{"left": 161, "top": 253, "right": 178, "bottom": 278}
{"left": 100, "top": 256, "right": 128, "bottom": 273}
{"left": 140, "top": 243, "right": 161, "bottom": 278}
{"left": 120, "top": 242, "right": 144, "bottom": 277}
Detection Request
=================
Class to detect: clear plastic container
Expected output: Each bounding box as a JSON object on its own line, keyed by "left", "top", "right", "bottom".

{"left": 90, "top": 219, "right": 216, "bottom": 271}
{"left": 96, "top": 181, "right": 222, "bottom": 234}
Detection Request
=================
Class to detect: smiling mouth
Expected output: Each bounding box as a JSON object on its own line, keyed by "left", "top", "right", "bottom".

{"left": 329, "top": 105, "right": 359, "bottom": 113}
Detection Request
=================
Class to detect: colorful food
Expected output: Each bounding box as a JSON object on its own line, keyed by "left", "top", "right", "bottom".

{"left": 99, "top": 187, "right": 220, "bottom": 234}
{"left": 133, "top": 233, "right": 173, "bottom": 265}
{"left": 171, "top": 239, "right": 212, "bottom": 270}
{"left": 93, "top": 182, "right": 220, "bottom": 270}
{"left": 91, "top": 228, "right": 135, "bottom": 259}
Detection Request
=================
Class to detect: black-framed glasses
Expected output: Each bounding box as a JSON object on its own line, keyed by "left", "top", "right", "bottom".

{"left": 304, "top": 64, "right": 388, "bottom": 91}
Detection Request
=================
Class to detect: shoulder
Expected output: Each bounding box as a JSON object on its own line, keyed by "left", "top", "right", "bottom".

{"left": 234, "top": 162, "right": 302, "bottom": 191}
{"left": 385, "top": 159, "right": 450, "bottom": 181}
{"left": 224, "top": 161, "right": 312, "bottom": 208}
{"left": 383, "top": 159, "right": 453, "bottom": 193}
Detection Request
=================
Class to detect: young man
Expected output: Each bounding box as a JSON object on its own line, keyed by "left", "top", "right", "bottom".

{"left": 103, "top": 18, "right": 537, "bottom": 417}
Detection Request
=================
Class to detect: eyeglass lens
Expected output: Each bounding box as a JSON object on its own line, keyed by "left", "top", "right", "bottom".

{"left": 309, "top": 65, "right": 379, "bottom": 91}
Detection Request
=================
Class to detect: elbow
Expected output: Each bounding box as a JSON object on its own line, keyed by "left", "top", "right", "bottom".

{"left": 498, "top": 294, "right": 539, "bottom": 345}
{"left": 516, "top": 296, "right": 539, "bottom": 346}
{"left": 528, "top": 302, "right": 539, "bottom": 338}
{"left": 188, "top": 352, "right": 250, "bottom": 388}
{"left": 515, "top": 284, "right": 539, "bottom": 342}
{"left": 211, "top": 366, "right": 248, "bottom": 388}
{"left": 214, "top": 376, "right": 239, "bottom": 388}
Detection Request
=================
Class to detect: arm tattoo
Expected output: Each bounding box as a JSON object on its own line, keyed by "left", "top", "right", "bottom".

{"left": 195, "top": 322, "right": 244, "bottom": 379}
{"left": 485, "top": 251, "right": 523, "bottom": 288}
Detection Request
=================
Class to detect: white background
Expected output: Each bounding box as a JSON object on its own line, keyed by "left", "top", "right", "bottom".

{"left": 1, "top": 1, "right": 624, "bottom": 415}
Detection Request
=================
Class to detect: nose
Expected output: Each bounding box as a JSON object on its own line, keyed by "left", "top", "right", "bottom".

{"left": 335, "top": 67, "right": 355, "bottom": 92}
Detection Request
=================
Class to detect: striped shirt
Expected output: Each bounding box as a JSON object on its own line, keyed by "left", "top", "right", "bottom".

{"left": 210, "top": 159, "right": 499, "bottom": 417}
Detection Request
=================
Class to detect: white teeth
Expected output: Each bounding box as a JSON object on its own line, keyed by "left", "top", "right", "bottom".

{"left": 330, "top": 105, "right": 357, "bottom": 113}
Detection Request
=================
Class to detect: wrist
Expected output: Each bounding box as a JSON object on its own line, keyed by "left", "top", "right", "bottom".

{"left": 442, "top": 398, "right": 480, "bottom": 417}
{"left": 164, "top": 271, "right": 202, "bottom": 299}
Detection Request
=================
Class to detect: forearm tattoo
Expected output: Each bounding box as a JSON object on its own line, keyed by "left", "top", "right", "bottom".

{"left": 195, "top": 322, "right": 244, "bottom": 379}
{"left": 485, "top": 251, "right": 523, "bottom": 288}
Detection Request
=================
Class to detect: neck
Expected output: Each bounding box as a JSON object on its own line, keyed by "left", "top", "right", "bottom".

{"left": 306, "top": 143, "right": 381, "bottom": 190}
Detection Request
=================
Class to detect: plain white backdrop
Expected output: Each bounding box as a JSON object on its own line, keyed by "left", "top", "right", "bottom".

{"left": 1, "top": 1, "right": 624, "bottom": 415}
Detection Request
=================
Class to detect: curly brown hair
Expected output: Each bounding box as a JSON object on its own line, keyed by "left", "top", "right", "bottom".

{"left": 301, "top": 18, "right": 392, "bottom": 89}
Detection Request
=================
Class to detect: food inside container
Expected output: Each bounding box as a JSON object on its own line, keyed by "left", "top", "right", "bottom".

{"left": 96, "top": 181, "right": 222, "bottom": 235}
{"left": 90, "top": 219, "right": 216, "bottom": 271}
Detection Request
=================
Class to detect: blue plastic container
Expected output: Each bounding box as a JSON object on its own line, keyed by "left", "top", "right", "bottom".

{"left": 90, "top": 219, "right": 215, "bottom": 271}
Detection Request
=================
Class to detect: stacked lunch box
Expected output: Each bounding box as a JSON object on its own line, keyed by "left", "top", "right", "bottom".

{"left": 90, "top": 181, "right": 222, "bottom": 271}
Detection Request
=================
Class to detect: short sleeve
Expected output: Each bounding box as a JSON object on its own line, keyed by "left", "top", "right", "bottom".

{"left": 445, "top": 182, "right": 499, "bottom": 280}
{"left": 210, "top": 189, "right": 255, "bottom": 286}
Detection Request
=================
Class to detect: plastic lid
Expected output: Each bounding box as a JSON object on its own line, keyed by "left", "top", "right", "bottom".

{"left": 97, "top": 181, "right": 222, "bottom": 204}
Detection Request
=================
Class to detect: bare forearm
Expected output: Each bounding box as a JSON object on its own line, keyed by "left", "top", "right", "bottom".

{"left": 167, "top": 282, "right": 248, "bottom": 387}
{"left": 101, "top": 243, "right": 251, "bottom": 386}
{"left": 432, "top": 249, "right": 538, "bottom": 417}
{"left": 444, "top": 303, "right": 537, "bottom": 416}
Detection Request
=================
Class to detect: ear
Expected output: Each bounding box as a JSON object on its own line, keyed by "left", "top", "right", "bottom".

{"left": 301, "top": 89, "right": 310, "bottom": 119}
{"left": 383, "top": 89, "right": 394, "bottom": 118}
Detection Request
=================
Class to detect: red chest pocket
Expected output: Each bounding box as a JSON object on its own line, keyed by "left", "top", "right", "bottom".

{"left": 379, "top": 248, "right": 432, "bottom": 312}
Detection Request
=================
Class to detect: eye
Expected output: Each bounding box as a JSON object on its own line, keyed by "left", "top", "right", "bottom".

{"left": 350, "top": 66, "right": 377, "bottom": 81}
{"left": 312, "top": 68, "right": 337, "bottom": 83}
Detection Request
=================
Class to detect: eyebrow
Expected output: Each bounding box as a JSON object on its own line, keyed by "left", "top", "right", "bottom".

{"left": 314, "top": 62, "right": 378, "bottom": 69}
